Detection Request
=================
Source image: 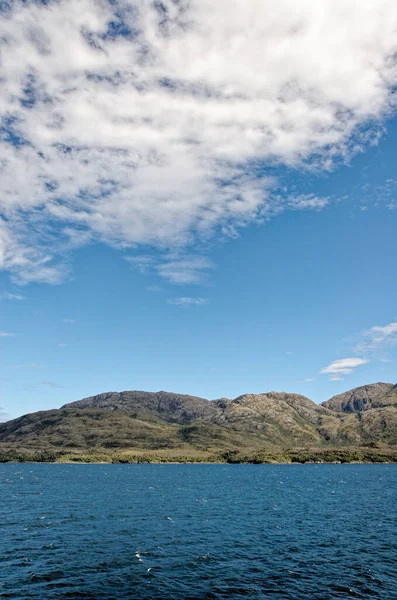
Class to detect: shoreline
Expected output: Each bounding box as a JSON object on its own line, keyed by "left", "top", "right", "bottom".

{"left": 2, "top": 460, "right": 397, "bottom": 466}
{"left": 2, "top": 447, "right": 397, "bottom": 465}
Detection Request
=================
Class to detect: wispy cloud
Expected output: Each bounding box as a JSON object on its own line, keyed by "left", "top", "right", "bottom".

{"left": 0, "top": 332, "right": 16, "bottom": 338}
{"left": 361, "top": 179, "right": 397, "bottom": 212}
{"left": 167, "top": 297, "right": 208, "bottom": 307}
{"left": 290, "top": 195, "right": 329, "bottom": 210}
{"left": 303, "top": 378, "right": 315, "bottom": 383}
{"left": 126, "top": 254, "right": 214, "bottom": 284}
{"left": 356, "top": 321, "right": 397, "bottom": 354}
{"left": 320, "top": 357, "right": 369, "bottom": 381}
{"left": 271, "top": 194, "right": 330, "bottom": 214}
{"left": 0, "top": 1, "right": 397, "bottom": 282}
{"left": 125, "top": 256, "right": 155, "bottom": 275}
{"left": 62, "top": 318, "right": 76, "bottom": 324}
{"left": 158, "top": 257, "right": 213, "bottom": 285}
{"left": 0, "top": 292, "right": 25, "bottom": 301}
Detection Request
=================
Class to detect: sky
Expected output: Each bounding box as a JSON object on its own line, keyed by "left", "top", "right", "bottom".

{"left": 0, "top": 0, "right": 396, "bottom": 421}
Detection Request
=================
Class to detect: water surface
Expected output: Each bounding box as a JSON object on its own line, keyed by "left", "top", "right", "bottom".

{"left": 1, "top": 464, "right": 396, "bottom": 599}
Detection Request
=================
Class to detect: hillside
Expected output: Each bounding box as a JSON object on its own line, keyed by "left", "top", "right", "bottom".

{"left": 1, "top": 383, "right": 397, "bottom": 459}
{"left": 62, "top": 390, "right": 220, "bottom": 424}
{"left": 321, "top": 383, "right": 397, "bottom": 412}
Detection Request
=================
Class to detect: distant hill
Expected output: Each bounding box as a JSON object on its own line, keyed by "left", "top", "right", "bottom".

{"left": 62, "top": 390, "right": 220, "bottom": 424}
{"left": 1, "top": 383, "right": 397, "bottom": 455}
{"left": 321, "top": 383, "right": 397, "bottom": 412}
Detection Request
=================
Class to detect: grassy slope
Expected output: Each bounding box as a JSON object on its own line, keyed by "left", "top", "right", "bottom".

{"left": 2, "top": 387, "right": 397, "bottom": 463}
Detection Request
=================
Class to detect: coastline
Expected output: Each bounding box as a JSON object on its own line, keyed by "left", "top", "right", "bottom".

{"left": 1, "top": 447, "right": 397, "bottom": 465}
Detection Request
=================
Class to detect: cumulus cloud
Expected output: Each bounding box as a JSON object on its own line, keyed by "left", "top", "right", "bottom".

{"left": 167, "top": 296, "right": 208, "bottom": 306}
{"left": 356, "top": 321, "right": 397, "bottom": 353}
{"left": 1, "top": 0, "right": 397, "bottom": 282}
{"left": 320, "top": 357, "right": 369, "bottom": 380}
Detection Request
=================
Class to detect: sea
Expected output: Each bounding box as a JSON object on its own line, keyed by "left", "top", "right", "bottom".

{"left": 1, "top": 464, "right": 397, "bottom": 599}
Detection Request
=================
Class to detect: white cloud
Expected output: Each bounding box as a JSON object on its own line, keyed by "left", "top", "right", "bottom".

{"left": 271, "top": 194, "right": 329, "bottom": 214}
{"left": 62, "top": 318, "right": 76, "bottom": 324}
{"left": 361, "top": 179, "right": 397, "bottom": 211}
{"left": 126, "top": 253, "right": 213, "bottom": 284}
{"left": 157, "top": 256, "right": 213, "bottom": 284}
{"left": 303, "top": 378, "right": 315, "bottom": 382}
{"left": 356, "top": 321, "right": 397, "bottom": 353}
{"left": 289, "top": 195, "right": 329, "bottom": 210}
{"left": 167, "top": 297, "right": 208, "bottom": 307}
{"left": 125, "top": 256, "right": 156, "bottom": 274}
{"left": 1, "top": 1, "right": 397, "bottom": 282}
{"left": 0, "top": 292, "right": 25, "bottom": 300}
{"left": 320, "top": 357, "right": 369, "bottom": 380}
{"left": 0, "top": 332, "right": 16, "bottom": 337}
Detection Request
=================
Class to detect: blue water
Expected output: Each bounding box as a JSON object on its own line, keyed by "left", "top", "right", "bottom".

{"left": 1, "top": 464, "right": 397, "bottom": 599}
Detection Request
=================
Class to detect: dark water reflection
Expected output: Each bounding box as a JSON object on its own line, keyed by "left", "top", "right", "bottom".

{"left": 1, "top": 464, "right": 396, "bottom": 599}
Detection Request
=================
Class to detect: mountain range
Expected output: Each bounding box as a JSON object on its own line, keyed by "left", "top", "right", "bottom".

{"left": 1, "top": 383, "right": 397, "bottom": 458}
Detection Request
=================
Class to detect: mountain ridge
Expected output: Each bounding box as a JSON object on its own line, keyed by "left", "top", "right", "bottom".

{"left": 1, "top": 382, "right": 396, "bottom": 455}
{"left": 321, "top": 382, "right": 397, "bottom": 413}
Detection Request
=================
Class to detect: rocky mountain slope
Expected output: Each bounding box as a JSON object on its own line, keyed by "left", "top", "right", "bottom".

{"left": 321, "top": 383, "right": 397, "bottom": 412}
{"left": 63, "top": 390, "right": 220, "bottom": 424}
{"left": 1, "top": 383, "right": 396, "bottom": 453}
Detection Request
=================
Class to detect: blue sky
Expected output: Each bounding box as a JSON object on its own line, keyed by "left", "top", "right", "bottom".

{"left": 1, "top": 0, "right": 397, "bottom": 420}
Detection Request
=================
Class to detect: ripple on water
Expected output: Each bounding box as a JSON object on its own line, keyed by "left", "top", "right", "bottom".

{"left": 1, "top": 464, "right": 397, "bottom": 599}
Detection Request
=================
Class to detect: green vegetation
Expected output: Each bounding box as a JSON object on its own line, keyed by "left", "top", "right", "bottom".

{"left": 1, "top": 383, "right": 397, "bottom": 463}
{"left": 1, "top": 447, "right": 397, "bottom": 464}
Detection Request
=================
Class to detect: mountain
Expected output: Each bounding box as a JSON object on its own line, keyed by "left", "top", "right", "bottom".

{"left": 62, "top": 389, "right": 352, "bottom": 446}
{"left": 1, "top": 383, "right": 397, "bottom": 457}
{"left": 321, "top": 383, "right": 397, "bottom": 412}
{"left": 62, "top": 390, "right": 220, "bottom": 423}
